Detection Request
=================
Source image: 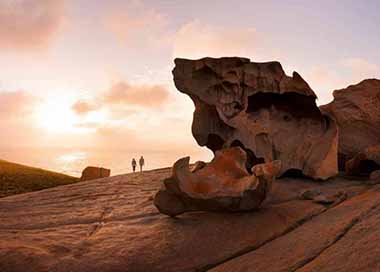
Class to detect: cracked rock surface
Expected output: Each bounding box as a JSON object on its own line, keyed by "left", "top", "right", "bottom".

{"left": 173, "top": 57, "right": 338, "bottom": 180}
{"left": 0, "top": 168, "right": 378, "bottom": 272}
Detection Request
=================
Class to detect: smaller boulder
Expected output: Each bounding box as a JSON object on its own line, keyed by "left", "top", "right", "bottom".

{"left": 80, "top": 166, "right": 111, "bottom": 181}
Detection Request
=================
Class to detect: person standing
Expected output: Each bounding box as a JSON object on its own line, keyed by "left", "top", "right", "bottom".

{"left": 139, "top": 156, "right": 145, "bottom": 172}
{"left": 131, "top": 158, "right": 137, "bottom": 173}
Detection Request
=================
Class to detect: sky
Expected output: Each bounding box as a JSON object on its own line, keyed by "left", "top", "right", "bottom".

{"left": 0, "top": 0, "right": 379, "bottom": 173}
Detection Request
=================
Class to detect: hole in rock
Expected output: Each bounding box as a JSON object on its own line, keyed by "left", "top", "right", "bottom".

{"left": 230, "top": 140, "right": 265, "bottom": 173}
{"left": 206, "top": 134, "right": 225, "bottom": 153}
{"left": 358, "top": 160, "right": 380, "bottom": 176}
{"left": 246, "top": 92, "right": 321, "bottom": 119}
{"left": 280, "top": 168, "right": 311, "bottom": 179}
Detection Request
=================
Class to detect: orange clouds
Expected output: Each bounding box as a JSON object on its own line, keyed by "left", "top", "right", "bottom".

{"left": 0, "top": 0, "right": 65, "bottom": 50}
{"left": 104, "top": 81, "right": 169, "bottom": 108}
{"left": 71, "top": 100, "right": 98, "bottom": 115}
{"left": 0, "top": 91, "right": 36, "bottom": 119}
{"left": 71, "top": 81, "right": 169, "bottom": 117}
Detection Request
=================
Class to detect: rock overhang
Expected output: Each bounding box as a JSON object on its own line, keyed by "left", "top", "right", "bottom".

{"left": 173, "top": 57, "right": 338, "bottom": 180}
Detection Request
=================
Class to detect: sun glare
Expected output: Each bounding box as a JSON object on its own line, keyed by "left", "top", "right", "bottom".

{"left": 35, "top": 96, "right": 105, "bottom": 134}
{"left": 35, "top": 97, "right": 77, "bottom": 133}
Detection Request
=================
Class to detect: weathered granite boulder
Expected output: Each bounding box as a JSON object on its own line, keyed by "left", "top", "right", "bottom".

{"left": 345, "top": 145, "right": 380, "bottom": 176}
{"left": 154, "top": 147, "right": 281, "bottom": 216}
{"left": 321, "top": 79, "right": 380, "bottom": 168}
{"left": 80, "top": 166, "right": 111, "bottom": 181}
{"left": 173, "top": 57, "right": 338, "bottom": 180}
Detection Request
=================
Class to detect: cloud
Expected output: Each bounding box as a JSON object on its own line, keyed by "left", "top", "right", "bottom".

{"left": 104, "top": 81, "right": 169, "bottom": 108}
{"left": 69, "top": 80, "right": 169, "bottom": 133}
{"left": 104, "top": 2, "right": 170, "bottom": 49}
{"left": 71, "top": 100, "right": 99, "bottom": 115}
{"left": 0, "top": 91, "right": 36, "bottom": 119}
{"left": 173, "top": 19, "right": 256, "bottom": 59}
{"left": 0, "top": 0, "right": 65, "bottom": 50}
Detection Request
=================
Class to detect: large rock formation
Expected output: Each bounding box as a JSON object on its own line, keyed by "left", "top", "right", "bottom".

{"left": 154, "top": 147, "right": 281, "bottom": 216}
{"left": 321, "top": 79, "right": 380, "bottom": 168}
{"left": 80, "top": 166, "right": 111, "bottom": 181}
{"left": 173, "top": 57, "right": 338, "bottom": 180}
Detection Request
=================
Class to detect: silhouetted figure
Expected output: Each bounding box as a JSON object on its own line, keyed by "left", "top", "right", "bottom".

{"left": 131, "top": 158, "right": 137, "bottom": 173}
{"left": 139, "top": 156, "right": 145, "bottom": 172}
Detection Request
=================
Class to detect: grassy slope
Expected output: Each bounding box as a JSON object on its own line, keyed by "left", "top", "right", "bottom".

{"left": 0, "top": 159, "right": 79, "bottom": 198}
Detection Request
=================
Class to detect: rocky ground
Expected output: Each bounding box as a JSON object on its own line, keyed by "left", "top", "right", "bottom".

{"left": 1, "top": 167, "right": 380, "bottom": 272}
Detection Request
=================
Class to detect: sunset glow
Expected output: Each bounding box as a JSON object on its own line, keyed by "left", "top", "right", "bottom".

{"left": 0, "top": 0, "right": 379, "bottom": 175}
{"left": 35, "top": 96, "right": 79, "bottom": 133}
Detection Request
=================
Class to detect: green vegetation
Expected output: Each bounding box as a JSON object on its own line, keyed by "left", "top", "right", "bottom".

{"left": 0, "top": 159, "right": 79, "bottom": 198}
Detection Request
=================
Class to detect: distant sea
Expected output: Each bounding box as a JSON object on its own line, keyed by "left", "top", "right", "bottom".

{"left": 0, "top": 147, "right": 212, "bottom": 177}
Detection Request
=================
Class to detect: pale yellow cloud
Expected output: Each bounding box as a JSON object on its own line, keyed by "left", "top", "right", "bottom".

{"left": 173, "top": 19, "right": 256, "bottom": 59}
{"left": 0, "top": 0, "right": 65, "bottom": 50}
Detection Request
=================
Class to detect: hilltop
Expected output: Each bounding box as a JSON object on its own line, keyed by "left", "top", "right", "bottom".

{"left": 1, "top": 167, "right": 380, "bottom": 271}
{"left": 0, "top": 159, "right": 79, "bottom": 198}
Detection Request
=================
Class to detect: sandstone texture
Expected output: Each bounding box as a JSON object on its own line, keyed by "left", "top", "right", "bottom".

{"left": 173, "top": 57, "right": 338, "bottom": 180}
{"left": 0, "top": 169, "right": 378, "bottom": 272}
{"left": 321, "top": 79, "right": 380, "bottom": 168}
{"left": 154, "top": 147, "right": 281, "bottom": 216}
{"left": 80, "top": 166, "right": 111, "bottom": 181}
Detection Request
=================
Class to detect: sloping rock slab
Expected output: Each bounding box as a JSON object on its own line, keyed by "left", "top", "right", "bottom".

{"left": 298, "top": 190, "right": 380, "bottom": 272}
{"left": 0, "top": 169, "right": 370, "bottom": 272}
{"left": 210, "top": 188, "right": 380, "bottom": 272}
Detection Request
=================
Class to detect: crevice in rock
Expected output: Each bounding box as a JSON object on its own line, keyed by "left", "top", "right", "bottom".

{"left": 229, "top": 140, "right": 265, "bottom": 173}
{"left": 358, "top": 160, "right": 380, "bottom": 176}
{"left": 206, "top": 134, "right": 225, "bottom": 153}
{"left": 280, "top": 169, "right": 311, "bottom": 180}
{"left": 338, "top": 153, "right": 348, "bottom": 171}
{"left": 291, "top": 199, "right": 380, "bottom": 271}
{"left": 87, "top": 207, "right": 113, "bottom": 237}
{"left": 246, "top": 92, "right": 322, "bottom": 119}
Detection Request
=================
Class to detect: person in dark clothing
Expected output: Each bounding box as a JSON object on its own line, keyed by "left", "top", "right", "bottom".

{"left": 131, "top": 158, "right": 137, "bottom": 172}
{"left": 139, "top": 156, "right": 145, "bottom": 172}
